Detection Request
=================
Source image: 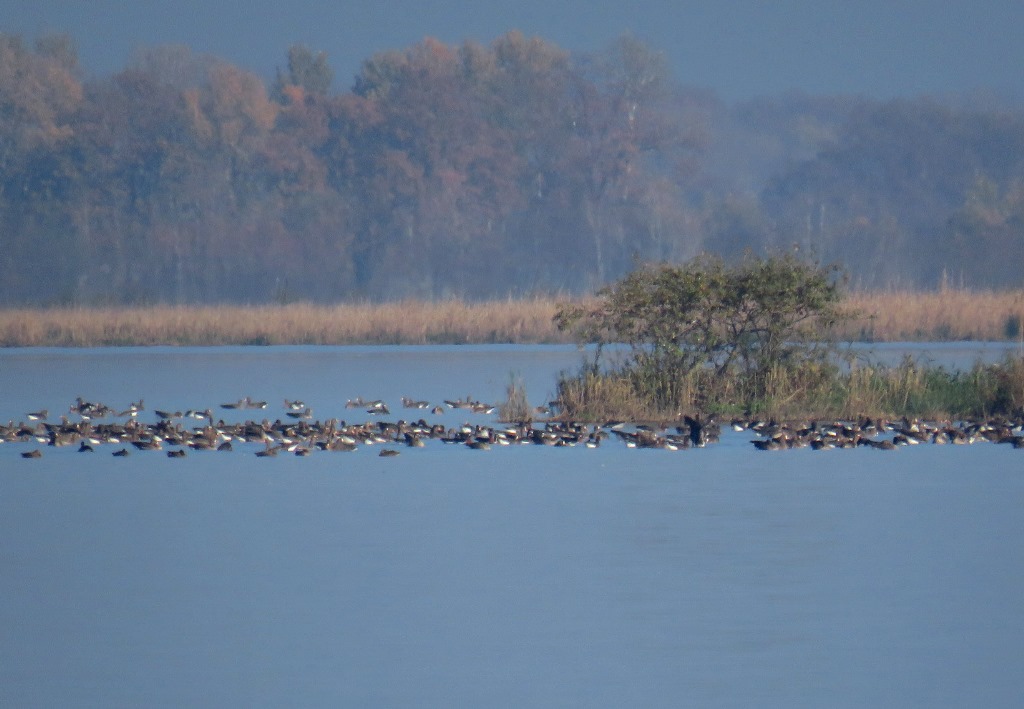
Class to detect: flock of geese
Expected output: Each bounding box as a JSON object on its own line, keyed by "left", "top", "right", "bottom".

{"left": 739, "top": 416, "right": 1024, "bottom": 450}
{"left": 4, "top": 396, "right": 1023, "bottom": 459}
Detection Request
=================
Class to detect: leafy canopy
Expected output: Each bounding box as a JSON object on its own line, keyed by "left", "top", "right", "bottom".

{"left": 556, "top": 253, "right": 848, "bottom": 409}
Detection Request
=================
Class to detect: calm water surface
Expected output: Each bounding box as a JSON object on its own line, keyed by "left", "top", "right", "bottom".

{"left": 1, "top": 345, "right": 1022, "bottom": 708}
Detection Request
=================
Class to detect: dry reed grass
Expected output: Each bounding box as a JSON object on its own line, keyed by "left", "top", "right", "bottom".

{"left": 0, "top": 289, "right": 1022, "bottom": 347}
{"left": 842, "top": 289, "right": 1024, "bottom": 342}
{"left": 0, "top": 299, "right": 569, "bottom": 347}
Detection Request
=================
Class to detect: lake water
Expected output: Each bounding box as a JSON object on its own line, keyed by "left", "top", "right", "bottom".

{"left": 1, "top": 345, "right": 1023, "bottom": 708}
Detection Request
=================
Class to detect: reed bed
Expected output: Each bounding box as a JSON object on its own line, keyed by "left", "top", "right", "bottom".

{"left": 842, "top": 289, "right": 1024, "bottom": 342}
{"left": 0, "top": 289, "right": 1022, "bottom": 347}
{"left": 0, "top": 299, "right": 569, "bottom": 347}
{"left": 553, "top": 355, "right": 1024, "bottom": 422}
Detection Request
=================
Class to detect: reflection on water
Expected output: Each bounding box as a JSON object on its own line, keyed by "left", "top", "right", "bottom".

{"left": 0, "top": 346, "right": 1022, "bottom": 707}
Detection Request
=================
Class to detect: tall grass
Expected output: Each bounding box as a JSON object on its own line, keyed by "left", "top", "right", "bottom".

{"left": 0, "top": 299, "right": 568, "bottom": 347}
{"left": 498, "top": 375, "right": 533, "bottom": 422}
{"left": 554, "top": 354, "right": 1024, "bottom": 422}
{"left": 0, "top": 289, "right": 1022, "bottom": 347}
{"left": 555, "top": 368, "right": 653, "bottom": 422}
{"left": 842, "top": 288, "right": 1024, "bottom": 342}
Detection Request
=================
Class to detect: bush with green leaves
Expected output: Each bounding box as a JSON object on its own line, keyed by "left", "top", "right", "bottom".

{"left": 555, "top": 253, "right": 849, "bottom": 415}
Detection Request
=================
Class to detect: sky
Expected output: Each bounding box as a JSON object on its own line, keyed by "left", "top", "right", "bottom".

{"left": 2, "top": 0, "right": 1022, "bottom": 102}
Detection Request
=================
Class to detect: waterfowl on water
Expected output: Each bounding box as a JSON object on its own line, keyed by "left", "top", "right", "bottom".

{"left": 366, "top": 401, "right": 390, "bottom": 415}
{"left": 21, "top": 449, "right": 42, "bottom": 458}
{"left": 681, "top": 414, "right": 720, "bottom": 447}
{"left": 222, "top": 396, "right": 267, "bottom": 410}
{"left": 404, "top": 432, "right": 426, "bottom": 448}
{"left": 70, "top": 397, "right": 114, "bottom": 419}
{"left": 117, "top": 400, "right": 144, "bottom": 417}
{"left": 9, "top": 393, "right": 1019, "bottom": 463}
{"left": 752, "top": 438, "right": 785, "bottom": 451}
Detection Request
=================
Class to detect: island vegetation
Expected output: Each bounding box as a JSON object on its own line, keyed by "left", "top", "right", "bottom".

{"left": 552, "top": 255, "right": 1024, "bottom": 421}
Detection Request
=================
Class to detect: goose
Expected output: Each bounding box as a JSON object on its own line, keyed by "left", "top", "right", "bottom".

{"left": 255, "top": 443, "right": 280, "bottom": 457}
{"left": 366, "top": 400, "right": 390, "bottom": 415}
{"left": 324, "top": 438, "right": 357, "bottom": 452}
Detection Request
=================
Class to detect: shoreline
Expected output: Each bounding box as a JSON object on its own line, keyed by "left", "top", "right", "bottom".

{"left": 0, "top": 290, "right": 1022, "bottom": 347}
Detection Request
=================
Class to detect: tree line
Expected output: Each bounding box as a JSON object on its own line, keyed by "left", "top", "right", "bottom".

{"left": 1, "top": 31, "right": 1022, "bottom": 305}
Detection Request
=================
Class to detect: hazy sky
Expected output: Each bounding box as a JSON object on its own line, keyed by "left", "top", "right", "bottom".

{"left": 3, "top": 0, "right": 1022, "bottom": 101}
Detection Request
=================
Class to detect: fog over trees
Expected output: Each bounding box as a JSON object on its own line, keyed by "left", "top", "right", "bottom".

{"left": 1, "top": 31, "right": 1022, "bottom": 305}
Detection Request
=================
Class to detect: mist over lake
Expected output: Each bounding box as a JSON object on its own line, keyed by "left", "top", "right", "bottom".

{"left": 1, "top": 345, "right": 1022, "bottom": 707}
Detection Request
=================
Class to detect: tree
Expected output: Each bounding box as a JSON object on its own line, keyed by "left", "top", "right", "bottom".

{"left": 556, "top": 253, "right": 847, "bottom": 412}
{"left": 274, "top": 44, "right": 333, "bottom": 100}
{"left": 0, "top": 33, "right": 84, "bottom": 302}
{"left": 557, "top": 35, "right": 703, "bottom": 287}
